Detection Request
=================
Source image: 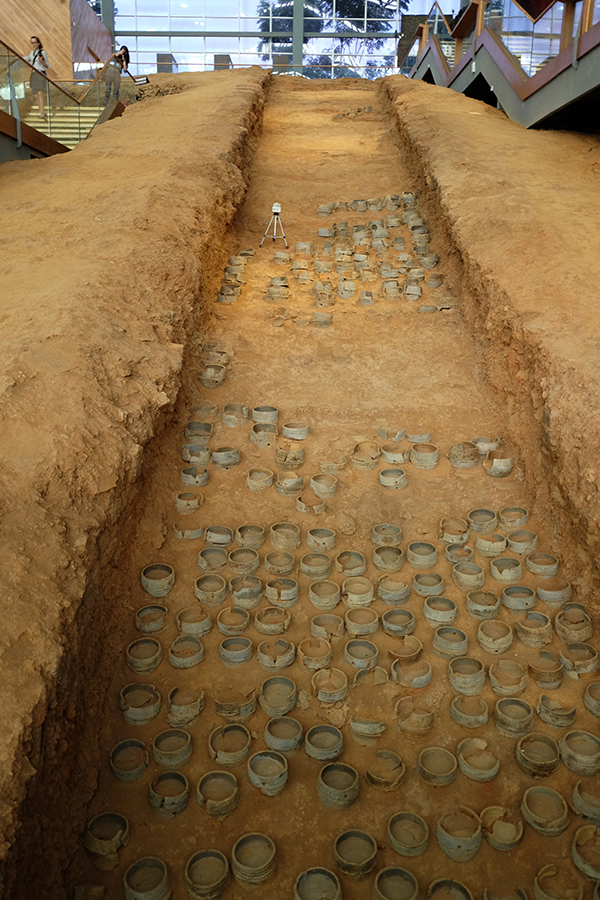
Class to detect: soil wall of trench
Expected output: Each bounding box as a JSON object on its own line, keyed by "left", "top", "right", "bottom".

{"left": 0, "top": 68, "right": 269, "bottom": 898}
{"left": 384, "top": 77, "right": 600, "bottom": 608}
{"left": 0, "top": 70, "right": 600, "bottom": 898}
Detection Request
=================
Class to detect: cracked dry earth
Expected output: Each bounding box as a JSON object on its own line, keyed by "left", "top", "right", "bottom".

{"left": 68, "top": 79, "right": 600, "bottom": 900}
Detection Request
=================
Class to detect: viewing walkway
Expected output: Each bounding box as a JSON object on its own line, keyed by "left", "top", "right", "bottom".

{"left": 0, "top": 38, "right": 134, "bottom": 159}
{"left": 404, "top": 0, "right": 600, "bottom": 128}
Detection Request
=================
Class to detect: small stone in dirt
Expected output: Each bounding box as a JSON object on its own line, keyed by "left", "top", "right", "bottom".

{"left": 320, "top": 704, "right": 348, "bottom": 727}
{"left": 335, "top": 512, "right": 356, "bottom": 535}
{"left": 296, "top": 690, "right": 310, "bottom": 710}
{"left": 272, "top": 318, "right": 285, "bottom": 327}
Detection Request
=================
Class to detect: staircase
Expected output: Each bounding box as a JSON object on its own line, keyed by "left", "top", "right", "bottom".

{"left": 21, "top": 107, "right": 101, "bottom": 149}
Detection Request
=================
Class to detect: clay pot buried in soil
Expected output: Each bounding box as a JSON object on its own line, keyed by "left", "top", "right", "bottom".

{"left": 365, "top": 750, "right": 405, "bottom": 791}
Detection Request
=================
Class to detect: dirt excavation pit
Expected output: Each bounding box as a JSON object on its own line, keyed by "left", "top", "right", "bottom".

{"left": 4, "top": 74, "right": 600, "bottom": 899}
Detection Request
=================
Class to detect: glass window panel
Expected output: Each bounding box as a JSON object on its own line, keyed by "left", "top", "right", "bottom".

{"left": 171, "top": 47, "right": 207, "bottom": 59}
{"left": 205, "top": 0, "right": 239, "bottom": 12}
{"left": 241, "top": 0, "right": 259, "bottom": 14}
{"left": 533, "top": 2, "right": 562, "bottom": 34}
{"left": 335, "top": 0, "right": 366, "bottom": 15}
{"left": 136, "top": 0, "right": 169, "bottom": 12}
{"left": 169, "top": 17, "right": 206, "bottom": 28}
{"left": 115, "top": 0, "right": 136, "bottom": 12}
{"left": 485, "top": 0, "right": 505, "bottom": 32}
{"left": 205, "top": 17, "right": 243, "bottom": 28}
{"left": 368, "top": 2, "right": 399, "bottom": 17}
{"left": 271, "top": 20, "right": 294, "bottom": 36}
{"left": 137, "top": 35, "right": 172, "bottom": 48}
{"left": 114, "top": 16, "right": 136, "bottom": 29}
{"left": 167, "top": 43, "right": 198, "bottom": 57}
{"left": 136, "top": 16, "right": 171, "bottom": 28}
{"left": 594, "top": 0, "right": 600, "bottom": 25}
{"left": 404, "top": 36, "right": 420, "bottom": 62}
{"left": 239, "top": 18, "right": 263, "bottom": 29}
{"left": 135, "top": 51, "right": 163, "bottom": 60}
{"left": 427, "top": 5, "right": 451, "bottom": 36}
{"left": 205, "top": 36, "right": 240, "bottom": 48}
{"left": 369, "top": 36, "right": 395, "bottom": 50}
{"left": 239, "top": 37, "right": 260, "bottom": 49}
{"left": 115, "top": 32, "right": 135, "bottom": 50}
{"left": 334, "top": 19, "right": 367, "bottom": 33}
{"left": 177, "top": 0, "right": 206, "bottom": 11}
{"left": 308, "top": 37, "right": 335, "bottom": 51}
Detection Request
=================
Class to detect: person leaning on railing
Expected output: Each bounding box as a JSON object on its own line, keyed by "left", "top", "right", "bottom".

{"left": 105, "top": 46, "right": 129, "bottom": 105}
{"left": 24, "top": 35, "right": 49, "bottom": 120}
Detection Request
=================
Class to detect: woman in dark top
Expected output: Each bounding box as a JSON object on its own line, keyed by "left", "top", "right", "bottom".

{"left": 24, "top": 36, "right": 49, "bottom": 120}
{"left": 105, "top": 46, "right": 129, "bottom": 104}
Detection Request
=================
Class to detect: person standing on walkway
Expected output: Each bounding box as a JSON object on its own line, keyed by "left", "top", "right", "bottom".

{"left": 24, "top": 36, "right": 49, "bottom": 120}
{"left": 105, "top": 46, "right": 129, "bottom": 104}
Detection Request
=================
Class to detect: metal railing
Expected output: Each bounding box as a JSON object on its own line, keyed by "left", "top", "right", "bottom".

{"left": 0, "top": 39, "right": 139, "bottom": 147}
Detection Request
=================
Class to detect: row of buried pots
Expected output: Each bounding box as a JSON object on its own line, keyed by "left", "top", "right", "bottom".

{"left": 151, "top": 508, "right": 556, "bottom": 589}
{"left": 84, "top": 794, "right": 600, "bottom": 897}
{"left": 216, "top": 206, "right": 428, "bottom": 307}
{"left": 183, "top": 397, "right": 513, "bottom": 489}
{"left": 144, "top": 545, "right": 569, "bottom": 589}
{"left": 153, "top": 539, "right": 561, "bottom": 588}
{"left": 180, "top": 438, "right": 514, "bottom": 490}
{"left": 123, "top": 582, "right": 600, "bottom": 729}
{"left": 160, "top": 506, "right": 578, "bottom": 624}
{"left": 122, "top": 582, "right": 600, "bottom": 736}
{"left": 314, "top": 190, "right": 440, "bottom": 270}
{"left": 125, "top": 607, "right": 598, "bottom": 683}
{"left": 183, "top": 407, "right": 506, "bottom": 475}
{"left": 317, "top": 194, "right": 407, "bottom": 214}
{"left": 184, "top": 406, "right": 509, "bottom": 487}
{"left": 267, "top": 241, "right": 438, "bottom": 303}
{"left": 217, "top": 249, "right": 255, "bottom": 305}
{"left": 267, "top": 245, "right": 444, "bottom": 319}
{"left": 137, "top": 542, "right": 587, "bottom": 655}
{"left": 270, "top": 240, "right": 440, "bottom": 281}
{"left": 112, "top": 680, "right": 600, "bottom": 779}
{"left": 130, "top": 580, "right": 595, "bottom": 650}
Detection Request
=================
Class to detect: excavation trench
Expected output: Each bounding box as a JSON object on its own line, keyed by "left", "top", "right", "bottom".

{"left": 5, "top": 76, "right": 600, "bottom": 899}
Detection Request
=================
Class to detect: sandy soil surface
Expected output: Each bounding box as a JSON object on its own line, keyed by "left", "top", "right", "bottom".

{"left": 63, "top": 78, "right": 600, "bottom": 900}
{"left": 385, "top": 77, "right": 600, "bottom": 598}
{"left": 1, "top": 68, "right": 600, "bottom": 900}
{"left": 0, "top": 68, "right": 268, "bottom": 896}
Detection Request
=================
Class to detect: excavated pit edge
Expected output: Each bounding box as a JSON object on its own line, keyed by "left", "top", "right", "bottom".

{"left": 383, "top": 76, "right": 600, "bottom": 611}
{"left": 1, "top": 68, "right": 271, "bottom": 900}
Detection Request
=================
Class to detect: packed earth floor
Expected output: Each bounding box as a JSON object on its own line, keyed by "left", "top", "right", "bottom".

{"left": 61, "top": 79, "right": 600, "bottom": 900}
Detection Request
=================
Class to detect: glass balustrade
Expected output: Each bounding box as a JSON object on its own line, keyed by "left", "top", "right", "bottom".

{"left": 0, "top": 40, "right": 135, "bottom": 149}
{"left": 483, "top": 0, "right": 584, "bottom": 75}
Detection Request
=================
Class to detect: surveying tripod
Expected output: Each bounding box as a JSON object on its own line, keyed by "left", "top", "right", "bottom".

{"left": 260, "top": 203, "right": 288, "bottom": 248}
